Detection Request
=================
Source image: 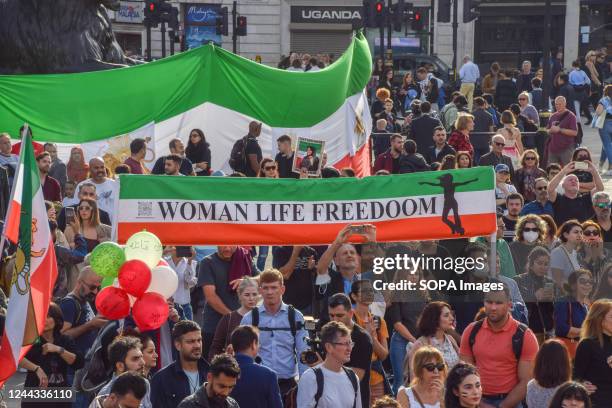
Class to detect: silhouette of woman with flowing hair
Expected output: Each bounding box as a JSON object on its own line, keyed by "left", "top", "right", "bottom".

{"left": 419, "top": 173, "right": 478, "bottom": 235}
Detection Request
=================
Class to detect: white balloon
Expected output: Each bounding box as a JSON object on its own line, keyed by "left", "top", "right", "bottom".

{"left": 146, "top": 265, "right": 178, "bottom": 299}
{"left": 125, "top": 231, "right": 163, "bottom": 269}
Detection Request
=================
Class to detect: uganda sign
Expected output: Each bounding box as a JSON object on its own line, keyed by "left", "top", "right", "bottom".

{"left": 115, "top": 167, "right": 497, "bottom": 245}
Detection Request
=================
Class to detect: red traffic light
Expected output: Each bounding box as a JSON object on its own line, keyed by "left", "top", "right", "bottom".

{"left": 375, "top": 2, "right": 383, "bottom": 13}
{"left": 238, "top": 16, "right": 247, "bottom": 26}
{"left": 148, "top": 3, "right": 155, "bottom": 11}
{"left": 414, "top": 12, "right": 421, "bottom": 20}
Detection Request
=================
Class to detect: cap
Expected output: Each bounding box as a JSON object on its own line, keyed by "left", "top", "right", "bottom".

{"left": 495, "top": 163, "right": 510, "bottom": 173}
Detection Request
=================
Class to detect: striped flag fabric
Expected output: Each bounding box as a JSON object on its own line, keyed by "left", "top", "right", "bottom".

{"left": 0, "top": 33, "right": 373, "bottom": 176}
{"left": 0, "top": 127, "right": 58, "bottom": 386}
{"left": 116, "top": 167, "right": 497, "bottom": 245}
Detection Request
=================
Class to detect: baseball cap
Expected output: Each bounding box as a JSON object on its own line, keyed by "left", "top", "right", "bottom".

{"left": 495, "top": 164, "right": 510, "bottom": 173}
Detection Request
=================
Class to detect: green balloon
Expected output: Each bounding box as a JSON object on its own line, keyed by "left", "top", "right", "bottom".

{"left": 90, "top": 242, "right": 126, "bottom": 278}
{"left": 101, "top": 276, "right": 115, "bottom": 288}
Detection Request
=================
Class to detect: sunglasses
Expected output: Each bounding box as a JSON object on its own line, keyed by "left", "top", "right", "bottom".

{"left": 85, "top": 283, "right": 101, "bottom": 292}
{"left": 595, "top": 202, "right": 612, "bottom": 209}
{"left": 264, "top": 166, "right": 277, "bottom": 171}
{"left": 524, "top": 157, "right": 536, "bottom": 161}
{"left": 423, "top": 363, "right": 445, "bottom": 372}
{"left": 78, "top": 206, "right": 92, "bottom": 211}
{"left": 583, "top": 230, "right": 599, "bottom": 237}
{"left": 494, "top": 142, "right": 505, "bottom": 147}
{"left": 578, "top": 278, "right": 593, "bottom": 285}
{"left": 523, "top": 227, "right": 539, "bottom": 232}
{"left": 536, "top": 186, "right": 547, "bottom": 191}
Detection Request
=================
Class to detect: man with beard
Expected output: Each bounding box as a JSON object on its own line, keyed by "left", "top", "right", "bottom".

{"left": 151, "top": 321, "right": 210, "bottom": 408}
{"left": 373, "top": 134, "right": 403, "bottom": 174}
{"left": 37, "top": 151, "right": 62, "bottom": 202}
{"left": 76, "top": 157, "right": 118, "bottom": 223}
{"left": 90, "top": 372, "right": 148, "bottom": 408}
{"left": 591, "top": 192, "right": 612, "bottom": 242}
{"left": 178, "top": 354, "right": 240, "bottom": 408}
{"left": 460, "top": 286, "right": 538, "bottom": 408}
{"left": 152, "top": 138, "right": 195, "bottom": 176}
{"left": 57, "top": 182, "right": 111, "bottom": 231}
{"left": 59, "top": 267, "right": 108, "bottom": 357}
{"left": 520, "top": 177, "right": 554, "bottom": 217}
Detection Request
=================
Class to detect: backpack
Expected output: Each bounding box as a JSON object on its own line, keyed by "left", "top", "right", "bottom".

{"left": 284, "top": 366, "right": 359, "bottom": 408}
{"left": 468, "top": 318, "right": 528, "bottom": 362}
{"left": 61, "top": 293, "right": 82, "bottom": 327}
{"left": 251, "top": 305, "right": 297, "bottom": 340}
{"left": 229, "top": 136, "right": 248, "bottom": 172}
{"left": 72, "top": 321, "right": 119, "bottom": 399}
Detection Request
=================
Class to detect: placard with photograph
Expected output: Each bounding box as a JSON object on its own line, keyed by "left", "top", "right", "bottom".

{"left": 292, "top": 137, "right": 325, "bottom": 177}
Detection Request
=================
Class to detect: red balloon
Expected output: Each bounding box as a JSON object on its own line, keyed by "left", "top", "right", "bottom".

{"left": 132, "top": 292, "right": 169, "bottom": 331}
{"left": 95, "top": 287, "right": 130, "bottom": 320}
{"left": 118, "top": 260, "right": 151, "bottom": 298}
{"left": 157, "top": 259, "right": 169, "bottom": 267}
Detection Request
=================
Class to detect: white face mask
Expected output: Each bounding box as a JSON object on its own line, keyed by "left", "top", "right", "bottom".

{"left": 523, "top": 231, "right": 539, "bottom": 243}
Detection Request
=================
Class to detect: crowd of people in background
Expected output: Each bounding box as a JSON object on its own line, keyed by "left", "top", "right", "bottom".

{"left": 0, "top": 46, "right": 610, "bottom": 408}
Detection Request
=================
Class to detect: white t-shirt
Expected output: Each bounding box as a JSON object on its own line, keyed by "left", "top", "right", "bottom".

{"left": 296, "top": 364, "right": 362, "bottom": 408}
{"left": 76, "top": 178, "right": 118, "bottom": 223}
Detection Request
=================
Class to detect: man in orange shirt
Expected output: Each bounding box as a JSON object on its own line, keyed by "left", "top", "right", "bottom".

{"left": 459, "top": 283, "right": 538, "bottom": 408}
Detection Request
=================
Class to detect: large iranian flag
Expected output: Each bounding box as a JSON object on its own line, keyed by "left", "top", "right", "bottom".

{"left": 0, "top": 128, "right": 58, "bottom": 385}
{"left": 116, "top": 167, "right": 497, "bottom": 245}
{"left": 0, "top": 33, "right": 373, "bottom": 175}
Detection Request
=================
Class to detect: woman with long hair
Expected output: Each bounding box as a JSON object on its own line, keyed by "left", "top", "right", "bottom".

{"left": 578, "top": 221, "right": 611, "bottom": 285}
{"left": 397, "top": 346, "right": 447, "bottom": 408}
{"left": 66, "top": 147, "right": 89, "bottom": 184}
{"left": 514, "top": 150, "right": 546, "bottom": 202}
{"left": 19, "top": 303, "right": 83, "bottom": 408}
{"left": 573, "top": 299, "right": 612, "bottom": 407}
{"left": 548, "top": 382, "right": 592, "bottom": 408}
{"left": 526, "top": 339, "right": 572, "bottom": 408}
{"left": 257, "top": 157, "right": 279, "bottom": 178}
{"left": 571, "top": 147, "right": 596, "bottom": 194}
{"left": 372, "top": 88, "right": 392, "bottom": 124}
{"left": 64, "top": 198, "right": 111, "bottom": 253}
{"left": 208, "top": 277, "right": 259, "bottom": 360}
{"left": 185, "top": 129, "right": 211, "bottom": 176}
{"left": 407, "top": 302, "right": 459, "bottom": 380}
{"left": 554, "top": 269, "right": 593, "bottom": 358}
{"left": 509, "top": 214, "right": 548, "bottom": 275}
{"left": 540, "top": 214, "right": 558, "bottom": 249}
{"left": 400, "top": 71, "right": 420, "bottom": 114}
{"left": 455, "top": 152, "right": 472, "bottom": 169}
{"left": 514, "top": 247, "right": 556, "bottom": 344}
{"left": 444, "top": 363, "right": 482, "bottom": 408}
{"left": 550, "top": 220, "right": 584, "bottom": 289}
{"left": 499, "top": 110, "right": 524, "bottom": 168}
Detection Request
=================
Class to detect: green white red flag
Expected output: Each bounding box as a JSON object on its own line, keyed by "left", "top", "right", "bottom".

{"left": 116, "top": 167, "right": 497, "bottom": 245}
{"left": 0, "top": 127, "right": 58, "bottom": 385}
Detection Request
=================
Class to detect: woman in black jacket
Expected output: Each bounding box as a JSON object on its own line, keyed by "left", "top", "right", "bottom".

{"left": 19, "top": 303, "right": 84, "bottom": 408}
{"left": 185, "top": 128, "right": 212, "bottom": 176}
{"left": 495, "top": 70, "right": 518, "bottom": 112}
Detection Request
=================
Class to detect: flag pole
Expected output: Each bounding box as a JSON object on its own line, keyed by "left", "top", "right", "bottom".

{"left": 0, "top": 123, "right": 29, "bottom": 252}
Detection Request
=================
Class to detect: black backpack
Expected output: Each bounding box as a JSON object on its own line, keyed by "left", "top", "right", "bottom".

{"left": 251, "top": 305, "right": 297, "bottom": 338}
{"left": 284, "top": 366, "right": 359, "bottom": 408}
{"left": 468, "top": 318, "right": 528, "bottom": 362}
{"left": 229, "top": 136, "right": 248, "bottom": 172}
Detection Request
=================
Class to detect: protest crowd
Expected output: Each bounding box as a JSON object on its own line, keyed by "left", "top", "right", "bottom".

{"left": 0, "top": 46, "right": 611, "bottom": 408}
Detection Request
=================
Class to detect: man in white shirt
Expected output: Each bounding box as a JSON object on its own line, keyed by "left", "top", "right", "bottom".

{"left": 459, "top": 55, "right": 480, "bottom": 111}
{"left": 296, "top": 321, "right": 361, "bottom": 408}
{"left": 76, "top": 157, "right": 118, "bottom": 223}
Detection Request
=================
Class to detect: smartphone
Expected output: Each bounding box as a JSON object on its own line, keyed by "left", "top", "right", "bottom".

{"left": 175, "top": 246, "right": 193, "bottom": 258}
{"left": 65, "top": 207, "right": 76, "bottom": 224}
{"left": 574, "top": 161, "right": 588, "bottom": 170}
{"left": 349, "top": 225, "right": 366, "bottom": 235}
{"left": 544, "top": 282, "right": 554, "bottom": 292}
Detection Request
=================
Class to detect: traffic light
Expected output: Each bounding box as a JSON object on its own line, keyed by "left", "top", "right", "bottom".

{"left": 411, "top": 11, "right": 423, "bottom": 31}
{"left": 437, "top": 0, "right": 451, "bottom": 23}
{"left": 463, "top": 0, "right": 480, "bottom": 23}
{"left": 393, "top": 0, "right": 405, "bottom": 32}
{"left": 236, "top": 16, "right": 247, "bottom": 37}
{"left": 216, "top": 7, "right": 229, "bottom": 36}
{"left": 144, "top": 0, "right": 161, "bottom": 27}
{"left": 374, "top": 1, "right": 385, "bottom": 27}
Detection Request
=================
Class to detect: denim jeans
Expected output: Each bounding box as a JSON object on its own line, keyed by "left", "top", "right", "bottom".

{"left": 257, "top": 246, "right": 269, "bottom": 271}
{"left": 180, "top": 303, "right": 193, "bottom": 321}
{"left": 390, "top": 331, "right": 410, "bottom": 396}
{"left": 599, "top": 119, "right": 612, "bottom": 167}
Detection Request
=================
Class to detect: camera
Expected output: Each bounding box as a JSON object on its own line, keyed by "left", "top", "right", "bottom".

{"left": 299, "top": 316, "right": 324, "bottom": 365}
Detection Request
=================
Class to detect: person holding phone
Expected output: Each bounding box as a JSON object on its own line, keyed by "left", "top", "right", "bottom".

{"left": 64, "top": 198, "right": 111, "bottom": 253}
